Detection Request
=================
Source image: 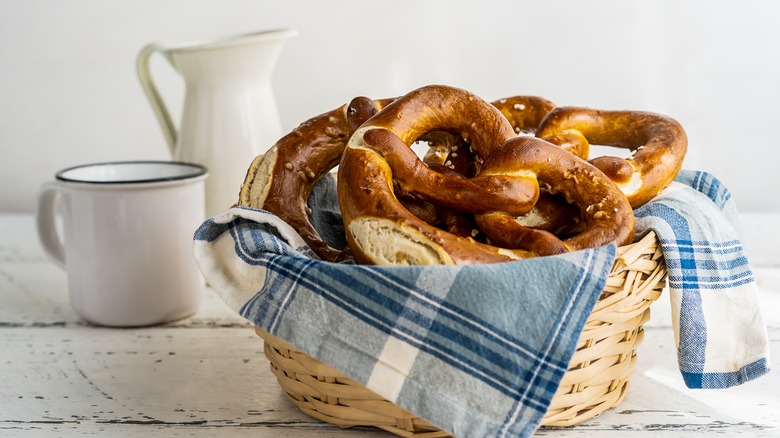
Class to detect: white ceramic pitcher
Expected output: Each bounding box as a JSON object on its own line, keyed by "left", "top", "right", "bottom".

{"left": 137, "top": 28, "right": 297, "bottom": 217}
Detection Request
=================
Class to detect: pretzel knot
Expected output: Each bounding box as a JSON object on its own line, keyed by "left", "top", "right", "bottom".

{"left": 338, "top": 85, "right": 635, "bottom": 266}
{"left": 537, "top": 107, "right": 688, "bottom": 208}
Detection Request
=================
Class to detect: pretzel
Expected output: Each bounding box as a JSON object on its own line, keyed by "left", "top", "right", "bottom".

{"left": 338, "top": 85, "right": 535, "bottom": 265}
{"left": 338, "top": 84, "right": 634, "bottom": 265}
{"left": 367, "top": 130, "right": 634, "bottom": 257}
{"left": 422, "top": 95, "right": 579, "bottom": 240}
{"left": 429, "top": 143, "right": 584, "bottom": 242}
{"left": 239, "top": 96, "right": 393, "bottom": 261}
{"left": 422, "top": 95, "right": 557, "bottom": 171}
{"left": 490, "top": 95, "right": 585, "bottom": 235}
{"left": 474, "top": 136, "right": 634, "bottom": 255}
{"left": 537, "top": 107, "right": 688, "bottom": 208}
{"left": 492, "top": 95, "right": 557, "bottom": 135}
{"left": 400, "top": 95, "right": 558, "bottom": 210}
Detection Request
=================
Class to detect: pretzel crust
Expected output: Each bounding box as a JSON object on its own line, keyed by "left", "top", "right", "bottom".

{"left": 338, "top": 85, "right": 635, "bottom": 265}
{"left": 338, "top": 85, "right": 535, "bottom": 265}
{"left": 492, "top": 95, "right": 557, "bottom": 135}
{"left": 239, "top": 97, "right": 393, "bottom": 261}
{"left": 475, "top": 136, "right": 635, "bottom": 255}
{"left": 537, "top": 107, "right": 688, "bottom": 208}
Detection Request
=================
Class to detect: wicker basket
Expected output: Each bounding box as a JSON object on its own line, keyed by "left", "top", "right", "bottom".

{"left": 255, "top": 231, "right": 666, "bottom": 436}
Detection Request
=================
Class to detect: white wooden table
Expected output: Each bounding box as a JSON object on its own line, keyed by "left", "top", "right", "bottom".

{"left": 1, "top": 213, "right": 778, "bottom": 437}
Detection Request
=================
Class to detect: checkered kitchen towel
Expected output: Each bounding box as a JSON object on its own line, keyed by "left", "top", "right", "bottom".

{"left": 193, "top": 170, "right": 769, "bottom": 437}
{"left": 634, "top": 170, "right": 770, "bottom": 388}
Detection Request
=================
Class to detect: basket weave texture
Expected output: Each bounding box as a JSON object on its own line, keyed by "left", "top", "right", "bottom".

{"left": 255, "top": 231, "right": 666, "bottom": 436}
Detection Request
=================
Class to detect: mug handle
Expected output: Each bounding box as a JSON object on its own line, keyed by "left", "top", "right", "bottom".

{"left": 36, "top": 182, "right": 66, "bottom": 269}
{"left": 136, "top": 43, "right": 177, "bottom": 156}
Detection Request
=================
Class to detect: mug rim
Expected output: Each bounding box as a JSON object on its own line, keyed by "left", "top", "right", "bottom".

{"left": 56, "top": 160, "right": 208, "bottom": 185}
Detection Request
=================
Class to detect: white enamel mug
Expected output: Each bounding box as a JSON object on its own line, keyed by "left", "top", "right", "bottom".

{"left": 36, "top": 161, "right": 208, "bottom": 327}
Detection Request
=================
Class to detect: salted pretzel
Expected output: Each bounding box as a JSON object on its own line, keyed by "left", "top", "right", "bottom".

{"left": 338, "top": 84, "right": 635, "bottom": 265}
{"left": 474, "top": 136, "right": 634, "bottom": 255}
{"left": 488, "top": 96, "right": 580, "bottom": 235}
{"left": 424, "top": 95, "right": 582, "bottom": 239}
{"left": 239, "top": 96, "right": 393, "bottom": 261}
{"left": 537, "top": 107, "right": 688, "bottom": 208}
{"left": 382, "top": 93, "right": 565, "bottom": 211}
{"left": 421, "top": 95, "right": 557, "bottom": 171}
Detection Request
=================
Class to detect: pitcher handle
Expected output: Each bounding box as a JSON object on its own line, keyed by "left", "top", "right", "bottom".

{"left": 136, "top": 43, "right": 177, "bottom": 155}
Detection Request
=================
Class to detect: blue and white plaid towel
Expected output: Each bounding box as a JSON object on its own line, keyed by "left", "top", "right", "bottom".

{"left": 634, "top": 170, "right": 770, "bottom": 389}
{"left": 193, "top": 170, "right": 769, "bottom": 437}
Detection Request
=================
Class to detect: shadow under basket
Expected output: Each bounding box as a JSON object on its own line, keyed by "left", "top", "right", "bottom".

{"left": 255, "top": 231, "right": 666, "bottom": 437}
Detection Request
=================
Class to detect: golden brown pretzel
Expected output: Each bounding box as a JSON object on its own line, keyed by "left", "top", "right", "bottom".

{"left": 416, "top": 95, "right": 577, "bottom": 239}
{"left": 474, "top": 136, "right": 635, "bottom": 256}
{"left": 424, "top": 95, "right": 570, "bottom": 237}
{"left": 373, "top": 131, "right": 633, "bottom": 257}
{"left": 366, "top": 131, "right": 538, "bottom": 216}
{"left": 338, "top": 85, "right": 538, "bottom": 265}
{"left": 338, "top": 84, "right": 635, "bottom": 265}
{"left": 239, "top": 96, "right": 393, "bottom": 261}
{"left": 372, "top": 96, "right": 564, "bottom": 215}
{"left": 421, "top": 95, "right": 556, "bottom": 171}
{"left": 424, "top": 147, "right": 585, "bottom": 243}
{"left": 537, "top": 107, "right": 688, "bottom": 208}
{"left": 490, "top": 95, "right": 591, "bottom": 236}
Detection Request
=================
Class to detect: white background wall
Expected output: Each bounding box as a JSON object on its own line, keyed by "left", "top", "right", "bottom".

{"left": 2, "top": 0, "right": 779, "bottom": 213}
